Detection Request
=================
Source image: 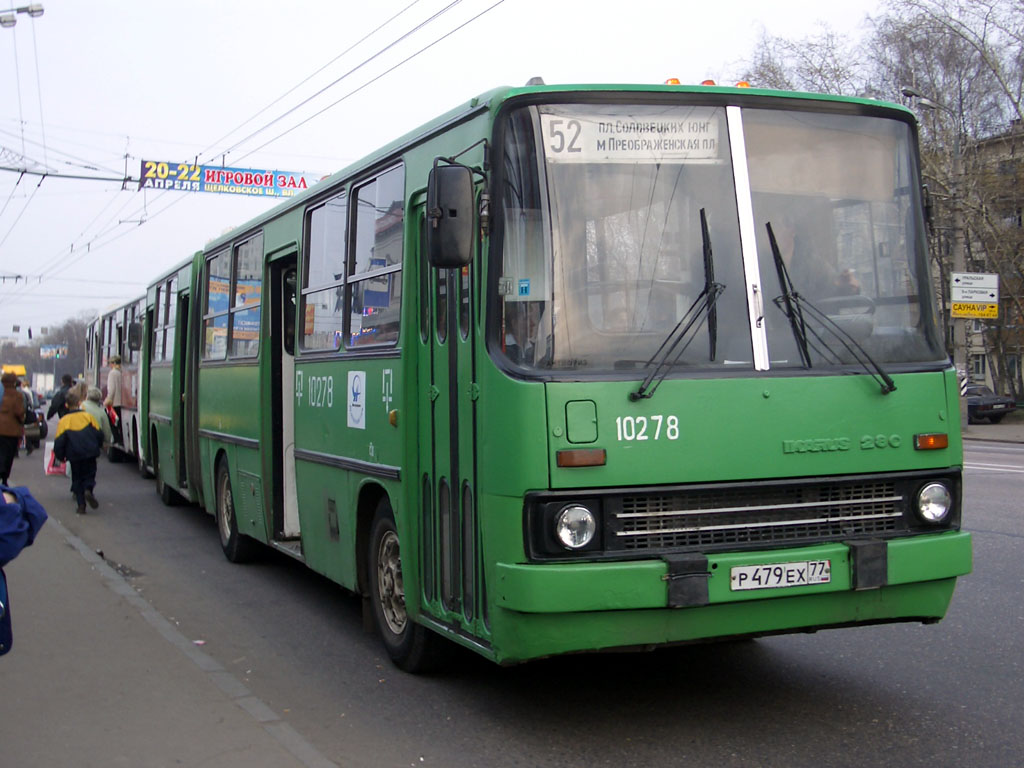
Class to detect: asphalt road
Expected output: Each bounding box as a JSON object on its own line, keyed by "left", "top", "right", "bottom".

{"left": 18, "top": 439, "right": 1024, "bottom": 768}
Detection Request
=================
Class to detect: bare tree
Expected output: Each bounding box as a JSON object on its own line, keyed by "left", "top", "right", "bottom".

{"left": 877, "top": 0, "right": 1024, "bottom": 396}
{"left": 743, "top": 24, "right": 865, "bottom": 96}
{"left": 742, "top": 0, "right": 1024, "bottom": 396}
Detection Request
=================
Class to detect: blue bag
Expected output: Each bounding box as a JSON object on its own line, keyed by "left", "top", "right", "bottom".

{"left": 1, "top": 568, "right": 11, "bottom": 655}
{"left": 0, "top": 485, "right": 48, "bottom": 656}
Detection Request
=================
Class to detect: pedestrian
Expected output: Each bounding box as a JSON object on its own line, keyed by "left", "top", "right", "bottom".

{"left": 0, "top": 373, "right": 26, "bottom": 486}
{"left": 83, "top": 386, "right": 113, "bottom": 450}
{"left": 103, "top": 354, "right": 123, "bottom": 447}
{"left": 18, "top": 379, "right": 38, "bottom": 456}
{"left": 46, "top": 373, "right": 75, "bottom": 422}
{"left": 53, "top": 389, "right": 103, "bottom": 515}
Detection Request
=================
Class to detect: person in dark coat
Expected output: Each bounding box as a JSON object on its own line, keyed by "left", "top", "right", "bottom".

{"left": 53, "top": 389, "right": 103, "bottom": 515}
{"left": 46, "top": 374, "right": 75, "bottom": 422}
{"left": 0, "top": 373, "right": 26, "bottom": 486}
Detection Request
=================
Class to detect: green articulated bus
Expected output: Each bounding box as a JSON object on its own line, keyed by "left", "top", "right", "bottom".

{"left": 138, "top": 81, "right": 972, "bottom": 670}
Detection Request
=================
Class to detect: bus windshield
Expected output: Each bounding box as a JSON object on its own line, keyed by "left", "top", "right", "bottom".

{"left": 495, "top": 101, "right": 945, "bottom": 375}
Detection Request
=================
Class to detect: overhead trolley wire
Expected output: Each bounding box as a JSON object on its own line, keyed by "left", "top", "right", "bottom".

{"left": 234, "top": 0, "right": 507, "bottom": 165}
{"left": 28, "top": 15, "right": 48, "bottom": 170}
{"left": 1, "top": 0, "right": 504, "bottom": 315}
{"left": 202, "top": 0, "right": 427, "bottom": 160}
{"left": 0, "top": 172, "right": 25, "bottom": 222}
{"left": 0, "top": 174, "right": 44, "bottom": 252}
{"left": 215, "top": 0, "right": 467, "bottom": 162}
{"left": 47, "top": 0, "right": 475, "bottom": 259}
{"left": 51, "top": 0, "right": 440, "bottom": 258}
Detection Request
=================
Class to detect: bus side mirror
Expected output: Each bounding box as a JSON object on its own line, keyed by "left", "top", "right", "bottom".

{"left": 426, "top": 163, "right": 475, "bottom": 268}
{"left": 127, "top": 321, "right": 143, "bottom": 352}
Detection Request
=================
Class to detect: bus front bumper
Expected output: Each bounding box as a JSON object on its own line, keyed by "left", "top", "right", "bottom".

{"left": 495, "top": 531, "right": 971, "bottom": 614}
{"left": 486, "top": 532, "right": 971, "bottom": 663}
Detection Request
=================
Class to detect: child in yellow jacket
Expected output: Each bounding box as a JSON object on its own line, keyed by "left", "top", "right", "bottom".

{"left": 53, "top": 390, "right": 103, "bottom": 514}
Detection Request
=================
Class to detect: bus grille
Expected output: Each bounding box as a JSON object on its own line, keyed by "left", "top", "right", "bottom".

{"left": 608, "top": 480, "right": 903, "bottom": 552}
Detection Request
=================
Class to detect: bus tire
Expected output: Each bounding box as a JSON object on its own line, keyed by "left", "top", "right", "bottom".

{"left": 216, "top": 460, "right": 259, "bottom": 563}
{"left": 153, "top": 437, "right": 177, "bottom": 507}
{"left": 368, "top": 499, "right": 448, "bottom": 673}
{"left": 149, "top": 436, "right": 172, "bottom": 507}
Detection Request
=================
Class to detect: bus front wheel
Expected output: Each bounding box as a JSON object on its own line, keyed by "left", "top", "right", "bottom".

{"left": 368, "top": 500, "right": 448, "bottom": 672}
{"left": 216, "top": 461, "right": 259, "bottom": 563}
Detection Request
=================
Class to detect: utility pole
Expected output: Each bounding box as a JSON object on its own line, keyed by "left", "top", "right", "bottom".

{"left": 950, "top": 133, "right": 969, "bottom": 430}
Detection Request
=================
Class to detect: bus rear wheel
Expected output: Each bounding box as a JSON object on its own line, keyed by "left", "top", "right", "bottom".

{"left": 216, "top": 460, "right": 259, "bottom": 563}
{"left": 368, "top": 499, "right": 448, "bottom": 672}
{"left": 152, "top": 435, "right": 176, "bottom": 506}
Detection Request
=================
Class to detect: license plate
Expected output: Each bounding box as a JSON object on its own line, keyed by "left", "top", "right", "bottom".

{"left": 993, "top": 404, "right": 1007, "bottom": 410}
{"left": 730, "top": 560, "right": 831, "bottom": 591}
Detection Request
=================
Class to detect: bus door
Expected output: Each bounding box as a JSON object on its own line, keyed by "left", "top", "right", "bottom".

{"left": 418, "top": 213, "right": 481, "bottom": 626}
{"left": 175, "top": 289, "right": 190, "bottom": 487}
{"left": 271, "top": 256, "right": 300, "bottom": 540}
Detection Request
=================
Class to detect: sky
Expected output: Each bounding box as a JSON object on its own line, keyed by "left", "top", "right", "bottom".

{"left": 0, "top": 0, "right": 882, "bottom": 343}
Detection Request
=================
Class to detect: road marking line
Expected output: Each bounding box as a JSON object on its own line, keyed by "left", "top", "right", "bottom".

{"left": 965, "top": 462, "right": 1024, "bottom": 473}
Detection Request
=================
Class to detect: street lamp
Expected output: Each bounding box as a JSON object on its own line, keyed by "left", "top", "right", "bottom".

{"left": 0, "top": 3, "right": 43, "bottom": 27}
{"left": 902, "top": 84, "right": 968, "bottom": 429}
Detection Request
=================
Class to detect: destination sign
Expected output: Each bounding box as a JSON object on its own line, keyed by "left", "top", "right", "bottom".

{"left": 539, "top": 111, "right": 721, "bottom": 164}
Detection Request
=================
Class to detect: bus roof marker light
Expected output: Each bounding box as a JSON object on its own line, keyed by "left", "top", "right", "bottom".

{"left": 700, "top": 79, "right": 716, "bottom": 86}
{"left": 664, "top": 77, "right": 682, "bottom": 85}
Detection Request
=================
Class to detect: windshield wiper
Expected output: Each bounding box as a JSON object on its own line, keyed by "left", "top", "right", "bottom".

{"left": 701, "top": 207, "right": 719, "bottom": 361}
{"left": 631, "top": 208, "right": 724, "bottom": 401}
{"left": 766, "top": 221, "right": 896, "bottom": 396}
{"left": 767, "top": 222, "right": 812, "bottom": 368}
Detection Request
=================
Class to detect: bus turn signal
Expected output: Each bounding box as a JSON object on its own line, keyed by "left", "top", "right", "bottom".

{"left": 914, "top": 433, "right": 949, "bottom": 450}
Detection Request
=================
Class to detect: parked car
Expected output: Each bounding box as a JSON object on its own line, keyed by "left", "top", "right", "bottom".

{"left": 965, "top": 385, "right": 1017, "bottom": 424}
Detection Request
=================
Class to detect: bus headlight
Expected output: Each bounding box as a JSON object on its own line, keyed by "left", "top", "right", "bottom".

{"left": 554, "top": 504, "right": 596, "bottom": 550}
{"left": 916, "top": 482, "right": 952, "bottom": 524}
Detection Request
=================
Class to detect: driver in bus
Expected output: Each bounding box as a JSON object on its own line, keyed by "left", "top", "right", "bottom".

{"left": 764, "top": 206, "right": 861, "bottom": 300}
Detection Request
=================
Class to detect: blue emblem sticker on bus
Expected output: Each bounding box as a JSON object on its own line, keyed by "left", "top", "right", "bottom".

{"left": 348, "top": 371, "right": 366, "bottom": 429}
{"left": 518, "top": 279, "right": 530, "bottom": 296}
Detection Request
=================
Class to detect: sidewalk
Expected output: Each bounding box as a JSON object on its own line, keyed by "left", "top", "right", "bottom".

{"left": 0, "top": 437, "right": 337, "bottom": 768}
